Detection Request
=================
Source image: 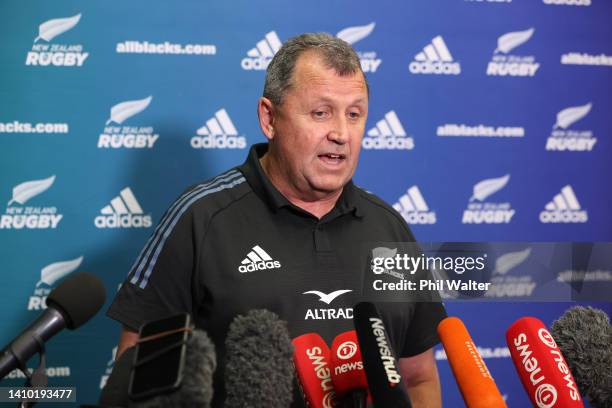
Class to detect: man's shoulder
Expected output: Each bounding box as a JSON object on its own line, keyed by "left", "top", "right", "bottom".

{"left": 353, "top": 185, "right": 412, "bottom": 231}
{"left": 177, "top": 168, "right": 252, "bottom": 218}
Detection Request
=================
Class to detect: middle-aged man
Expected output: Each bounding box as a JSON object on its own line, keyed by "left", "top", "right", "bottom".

{"left": 107, "top": 33, "right": 446, "bottom": 407}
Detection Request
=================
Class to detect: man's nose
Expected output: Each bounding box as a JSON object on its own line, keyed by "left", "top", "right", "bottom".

{"left": 328, "top": 117, "right": 349, "bottom": 144}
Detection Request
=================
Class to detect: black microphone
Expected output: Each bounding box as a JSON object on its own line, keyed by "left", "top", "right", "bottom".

{"left": 551, "top": 306, "right": 612, "bottom": 408}
{"left": 0, "top": 272, "right": 106, "bottom": 379}
{"left": 353, "top": 302, "right": 411, "bottom": 408}
{"left": 128, "top": 329, "right": 216, "bottom": 408}
{"left": 224, "top": 309, "right": 294, "bottom": 408}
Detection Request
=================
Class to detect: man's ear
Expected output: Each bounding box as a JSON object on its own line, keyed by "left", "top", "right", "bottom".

{"left": 257, "top": 97, "right": 275, "bottom": 141}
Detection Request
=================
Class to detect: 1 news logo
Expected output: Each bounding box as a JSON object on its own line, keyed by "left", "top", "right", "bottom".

{"left": 98, "top": 96, "right": 159, "bottom": 149}
{"left": 191, "top": 108, "right": 246, "bottom": 149}
{"left": 25, "top": 13, "right": 89, "bottom": 67}
{"left": 1, "top": 176, "right": 63, "bottom": 230}
{"left": 28, "top": 256, "right": 82, "bottom": 311}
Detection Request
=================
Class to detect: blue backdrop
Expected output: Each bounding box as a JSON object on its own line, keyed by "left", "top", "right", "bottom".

{"left": 1, "top": 0, "right": 611, "bottom": 406}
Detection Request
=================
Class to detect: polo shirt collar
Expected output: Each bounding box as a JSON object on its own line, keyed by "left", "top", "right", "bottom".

{"left": 239, "top": 143, "right": 363, "bottom": 218}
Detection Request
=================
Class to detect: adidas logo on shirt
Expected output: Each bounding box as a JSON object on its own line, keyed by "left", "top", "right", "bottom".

{"left": 191, "top": 108, "right": 246, "bottom": 149}
{"left": 238, "top": 245, "right": 281, "bottom": 273}
{"left": 393, "top": 186, "right": 436, "bottom": 224}
{"left": 94, "top": 187, "right": 152, "bottom": 229}
{"left": 539, "top": 185, "right": 588, "bottom": 223}
{"left": 241, "top": 31, "right": 282, "bottom": 71}
{"left": 363, "top": 111, "right": 414, "bottom": 150}
{"left": 409, "top": 36, "right": 461, "bottom": 75}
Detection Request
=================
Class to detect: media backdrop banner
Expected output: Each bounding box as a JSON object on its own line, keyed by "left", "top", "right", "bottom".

{"left": 1, "top": 0, "right": 610, "bottom": 406}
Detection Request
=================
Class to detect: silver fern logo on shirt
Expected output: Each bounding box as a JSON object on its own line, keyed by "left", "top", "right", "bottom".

{"left": 238, "top": 245, "right": 281, "bottom": 273}
{"left": 26, "top": 13, "right": 89, "bottom": 67}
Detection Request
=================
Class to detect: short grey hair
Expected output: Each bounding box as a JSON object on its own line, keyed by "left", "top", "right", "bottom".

{"left": 263, "top": 32, "right": 368, "bottom": 106}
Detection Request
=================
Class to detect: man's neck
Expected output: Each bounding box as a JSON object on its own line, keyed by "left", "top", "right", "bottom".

{"left": 259, "top": 154, "right": 341, "bottom": 219}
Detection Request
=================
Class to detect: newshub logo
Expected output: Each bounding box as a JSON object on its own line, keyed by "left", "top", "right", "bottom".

{"left": 241, "top": 31, "right": 282, "bottom": 71}
{"left": 546, "top": 103, "right": 596, "bottom": 151}
{"left": 191, "top": 108, "right": 246, "bottom": 149}
{"left": 26, "top": 13, "right": 89, "bottom": 67}
{"left": 98, "top": 96, "right": 159, "bottom": 149}
{"left": 1, "top": 175, "right": 63, "bottom": 229}
{"left": 94, "top": 187, "right": 152, "bottom": 229}
{"left": 540, "top": 185, "right": 588, "bottom": 223}
{"left": 363, "top": 111, "right": 414, "bottom": 150}
{"left": 302, "top": 289, "right": 353, "bottom": 320}
{"left": 28, "top": 256, "right": 83, "bottom": 310}
{"left": 462, "top": 175, "right": 515, "bottom": 224}
{"left": 487, "top": 28, "right": 540, "bottom": 77}
{"left": 409, "top": 35, "right": 461, "bottom": 75}
{"left": 393, "top": 186, "right": 436, "bottom": 224}
{"left": 336, "top": 22, "right": 382, "bottom": 73}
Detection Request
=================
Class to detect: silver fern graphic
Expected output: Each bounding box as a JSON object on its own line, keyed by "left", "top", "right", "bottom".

{"left": 337, "top": 22, "right": 376, "bottom": 45}
{"left": 494, "top": 28, "right": 534, "bottom": 54}
{"left": 37, "top": 256, "right": 83, "bottom": 287}
{"left": 106, "top": 96, "right": 153, "bottom": 125}
{"left": 34, "top": 13, "right": 82, "bottom": 43}
{"left": 372, "top": 247, "right": 397, "bottom": 261}
{"left": 494, "top": 248, "right": 531, "bottom": 276}
{"left": 554, "top": 103, "right": 592, "bottom": 129}
{"left": 470, "top": 174, "right": 510, "bottom": 202}
{"left": 8, "top": 175, "right": 56, "bottom": 206}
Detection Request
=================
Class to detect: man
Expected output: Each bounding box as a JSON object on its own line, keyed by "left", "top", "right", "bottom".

{"left": 107, "top": 33, "right": 445, "bottom": 407}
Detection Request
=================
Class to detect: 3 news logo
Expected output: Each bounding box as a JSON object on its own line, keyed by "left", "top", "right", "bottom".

{"left": 336, "top": 22, "right": 382, "bottom": 73}
{"left": 2, "top": 175, "right": 63, "bottom": 230}
{"left": 191, "top": 108, "right": 246, "bottom": 149}
{"left": 98, "top": 96, "right": 159, "bottom": 149}
{"left": 28, "top": 256, "right": 83, "bottom": 311}
{"left": 94, "top": 187, "right": 152, "bottom": 229}
{"left": 25, "top": 13, "right": 89, "bottom": 67}
{"left": 363, "top": 111, "right": 414, "bottom": 150}
{"left": 241, "top": 31, "right": 282, "bottom": 71}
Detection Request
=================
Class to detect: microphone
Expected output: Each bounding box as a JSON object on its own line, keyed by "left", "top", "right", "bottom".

{"left": 438, "top": 317, "right": 506, "bottom": 408}
{"left": 0, "top": 272, "right": 106, "bottom": 379}
{"left": 353, "top": 302, "right": 411, "bottom": 408}
{"left": 551, "top": 307, "right": 610, "bottom": 408}
{"left": 330, "top": 330, "right": 368, "bottom": 408}
{"left": 292, "top": 333, "right": 336, "bottom": 408}
{"left": 128, "top": 329, "right": 216, "bottom": 408}
{"left": 506, "top": 317, "right": 583, "bottom": 408}
{"left": 224, "top": 309, "right": 294, "bottom": 408}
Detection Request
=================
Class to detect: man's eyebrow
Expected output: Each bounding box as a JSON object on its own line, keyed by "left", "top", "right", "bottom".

{"left": 309, "top": 96, "right": 368, "bottom": 105}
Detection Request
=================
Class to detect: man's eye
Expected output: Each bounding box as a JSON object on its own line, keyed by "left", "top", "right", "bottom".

{"left": 348, "top": 112, "right": 361, "bottom": 119}
{"left": 313, "top": 111, "right": 328, "bottom": 118}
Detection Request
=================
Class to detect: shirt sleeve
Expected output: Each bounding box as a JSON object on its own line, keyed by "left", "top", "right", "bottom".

{"left": 400, "top": 301, "right": 447, "bottom": 357}
{"left": 106, "top": 203, "right": 200, "bottom": 331}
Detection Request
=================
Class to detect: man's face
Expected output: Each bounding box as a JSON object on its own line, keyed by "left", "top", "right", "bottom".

{"left": 266, "top": 52, "right": 368, "bottom": 199}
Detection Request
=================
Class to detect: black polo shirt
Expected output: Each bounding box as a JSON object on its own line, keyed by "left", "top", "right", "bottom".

{"left": 108, "top": 143, "right": 446, "bottom": 405}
